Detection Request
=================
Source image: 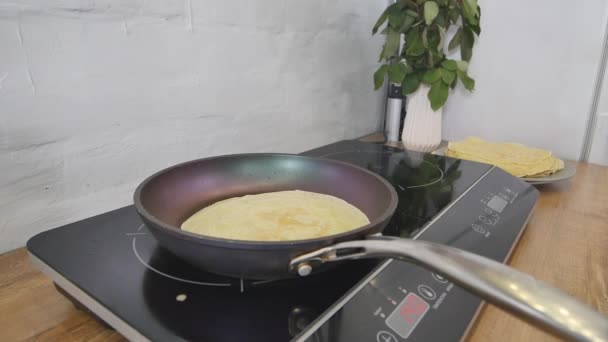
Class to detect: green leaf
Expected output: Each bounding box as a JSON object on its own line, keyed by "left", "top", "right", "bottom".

{"left": 414, "top": 58, "right": 426, "bottom": 69}
{"left": 422, "top": 68, "right": 442, "bottom": 84}
{"left": 388, "top": 6, "right": 403, "bottom": 28}
{"left": 422, "top": 27, "right": 429, "bottom": 48}
{"left": 424, "top": 1, "right": 439, "bottom": 25}
{"left": 464, "top": 0, "right": 479, "bottom": 15}
{"left": 457, "top": 70, "right": 475, "bottom": 90}
{"left": 381, "top": 28, "right": 401, "bottom": 61}
{"left": 437, "top": 26, "right": 446, "bottom": 50}
{"left": 435, "top": 9, "right": 447, "bottom": 29}
{"left": 423, "top": 27, "right": 442, "bottom": 51}
{"left": 399, "top": 0, "right": 417, "bottom": 7}
{"left": 426, "top": 50, "right": 434, "bottom": 68}
{"left": 374, "top": 65, "right": 388, "bottom": 90}
{"left": 441, "top": 59, "right": 457, "bottom": 71}
{"left": 470, "top": 6, "right": 481, "bottom": 36}
{"left": 475, "top": 5, "right": 482, "bottom": 34}
{"left": 461, "top": 26, "right": 474, "bottom": 61}
{"left": 462, "top": 0, "right": 479, "bottom": 25}
{"left": 436, "top": 0, "right": 448, "bottom": 6}
{"left": 448, "top": 27, "right": 462, "bottom": 51}
{"left": 402, "top": 73, "right": 421, "bottom": 95}
{"left": 471, "top": 24, "right": 481, "bottom": 36}
{"left": 388, "top": 63, "right": 408, "bottom": 83}
{"left": 400, "top": 14, "right": 416, "bottom": 33}
{"left": 448, "top": 9, "right": 459, "bottom": 24}
{"left": 405, "top": 28, "right": 425, "bottom": 56}
{"left": 373, "top": 4, "right": 396, "bottom": 35}
{"left": 405, "top": 9, "right": 419, "bottom": 18}
{"left": 431, "top": 50, "right": 444, "bottom": 65}
{"left": 441, "top": 68, "right": 456, "bottom": 84}
{"left": 428, "top": 81, "right": 449, "bottom": 111}
{"left": 456, "top": 60, "right": 469, "bottom": 71}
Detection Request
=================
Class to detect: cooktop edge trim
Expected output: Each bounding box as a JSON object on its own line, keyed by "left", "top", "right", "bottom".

{"left": 28, "top": 252, "right": 151, "bottom": 342}
{"left": 459, "top": 202, "right": 536, "bottom": 341}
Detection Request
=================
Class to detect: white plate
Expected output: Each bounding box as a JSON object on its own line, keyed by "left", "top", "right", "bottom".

{"left": 521, "top": 160, "right": 577, "bottom": 184}
{"left": 431, "top": 146, "right": 576, "bottom": 184}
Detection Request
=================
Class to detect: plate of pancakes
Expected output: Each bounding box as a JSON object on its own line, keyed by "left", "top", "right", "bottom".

{"left": 433, "top": 137, "right": 575, "bottom": 184}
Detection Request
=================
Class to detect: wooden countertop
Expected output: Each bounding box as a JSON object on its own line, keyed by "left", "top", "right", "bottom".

{"left": 2, "top": 135, "right": 607, "bottom": 341}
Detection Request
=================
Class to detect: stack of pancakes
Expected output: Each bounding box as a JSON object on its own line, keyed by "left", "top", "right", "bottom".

{"left": 447, "top": 137, "right": 564, "bottom": 178}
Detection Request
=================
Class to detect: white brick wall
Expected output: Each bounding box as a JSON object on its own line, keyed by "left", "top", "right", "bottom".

{"left": 0, "top": 0, "right": 386, "bottom": 252}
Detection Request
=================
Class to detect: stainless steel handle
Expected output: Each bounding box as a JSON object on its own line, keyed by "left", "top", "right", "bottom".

{"left": 290, "top": 236, "right": 608, "bottom": 342}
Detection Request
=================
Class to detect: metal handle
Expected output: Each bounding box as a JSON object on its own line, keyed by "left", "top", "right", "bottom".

{"left": 290, "top": 236, "right": 608, "bottom": 342}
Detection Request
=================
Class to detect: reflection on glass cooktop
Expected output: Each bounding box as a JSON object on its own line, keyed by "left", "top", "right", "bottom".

{"left": 302, "top": 140, "right": 492, "bottom": 237}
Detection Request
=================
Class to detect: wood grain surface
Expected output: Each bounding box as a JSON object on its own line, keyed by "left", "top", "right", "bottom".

{"left": 1, "top": 134, "right": 606, "bottom": 341}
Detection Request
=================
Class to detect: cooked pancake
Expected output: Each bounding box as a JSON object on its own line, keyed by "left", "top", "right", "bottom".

{"left": 181, "top": 190, "right": 370, "bottom": 241}
{"left": 447, "top": 137, "right": 564, "bottom": 178}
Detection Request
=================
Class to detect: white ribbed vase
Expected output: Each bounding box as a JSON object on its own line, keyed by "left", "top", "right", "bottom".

{"left": 401, "top": 84, "right": 442, "bottom": 152}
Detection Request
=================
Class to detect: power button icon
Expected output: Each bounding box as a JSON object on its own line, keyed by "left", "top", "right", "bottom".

{"left": 417, "top": 285, "right": 436, "bottom": 300}
{"left": 432, "top": 273, "right": 448, "bottom": 283}
{"left": 377, "top": 330, "right": 398, "bottom": 342}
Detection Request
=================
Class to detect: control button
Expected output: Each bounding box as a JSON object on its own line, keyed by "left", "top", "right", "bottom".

{"left": 484, "top": 207, "right": 500, "bottom": 219}
{"left": 432, "top": 273, "right": 448, "bottom": 284}
{"left": 472, "top": 224, "right": 485, "bottom": 234}
{"left": 377, "top": 330, "right": 398, "bottom": 342}
{"left": 417, "top": 285, "right": 436, "bottom": 300}
{"left": 479, "top": 215, "right": 494, "bottom": 225}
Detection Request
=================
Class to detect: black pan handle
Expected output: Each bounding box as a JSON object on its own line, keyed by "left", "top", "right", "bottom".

{"left": 289, "top": 236, "right": 608, "bottom": 342}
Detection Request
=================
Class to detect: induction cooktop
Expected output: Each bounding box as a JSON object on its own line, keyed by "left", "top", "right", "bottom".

{"left": 27, "top": 139, "right": 539, "bottom": 341}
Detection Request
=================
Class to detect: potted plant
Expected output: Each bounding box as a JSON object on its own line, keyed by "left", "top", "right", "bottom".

{"left": 373, "top": 0, "right": 481, "bottom": 152}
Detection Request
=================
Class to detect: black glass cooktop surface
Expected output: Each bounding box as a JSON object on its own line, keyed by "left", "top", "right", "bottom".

{"left": 302, "top": 140, "right": 491, "bottom": 238}
{"left": 27, "top": 139, "right": 538, "bottom": 341}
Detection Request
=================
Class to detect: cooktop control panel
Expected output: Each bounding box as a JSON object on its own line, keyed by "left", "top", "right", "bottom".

{"left": 298, "top": 167, "right": 538, "bottom": 341}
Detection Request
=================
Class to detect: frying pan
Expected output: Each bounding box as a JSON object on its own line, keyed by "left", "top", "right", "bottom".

{"left": 134, "top": 154, "right": 608, "bottom": 341}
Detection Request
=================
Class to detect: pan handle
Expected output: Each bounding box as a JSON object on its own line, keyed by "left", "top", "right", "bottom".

{"left": 289, "top": 236, "right": 608, "bottom": 341}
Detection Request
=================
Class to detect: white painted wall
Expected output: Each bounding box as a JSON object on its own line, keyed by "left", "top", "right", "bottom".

{"left": 589, "top": 112, "right": 608, "bottom": 166}
{"left": 0, "top": 0, "right": 387, "bottom": 252}
{"left": 589, "top": 60, "right": 608, "bottom": 166}
{"left": 443, "top": 0, "right": 608, "bottom": 161}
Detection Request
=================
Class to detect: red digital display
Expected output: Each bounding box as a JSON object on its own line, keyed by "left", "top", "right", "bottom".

{"left": 399, "top": 293, "right": 428, "bottom": 323}
{"left": 386, "top": 293, "right": 430, "bottom": 338}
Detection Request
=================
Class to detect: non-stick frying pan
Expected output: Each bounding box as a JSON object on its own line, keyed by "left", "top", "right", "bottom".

{"left": 134, "top": 154, "right": 608, "bottom": 341}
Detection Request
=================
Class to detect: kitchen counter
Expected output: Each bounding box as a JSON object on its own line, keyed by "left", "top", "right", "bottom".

{"left": 2, "top": 135, "right": 607, "bottom": 341}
